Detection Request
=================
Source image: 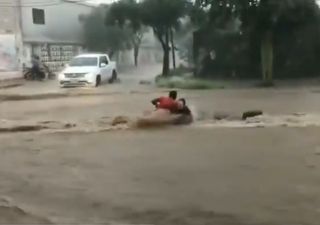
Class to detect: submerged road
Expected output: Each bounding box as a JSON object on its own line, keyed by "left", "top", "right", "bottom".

{"left": 0, "top": 64, "right": 320, "bottom": 224}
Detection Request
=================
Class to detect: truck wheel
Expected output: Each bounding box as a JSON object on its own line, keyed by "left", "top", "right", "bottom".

{"left": 95, "top": 75, "right": 101, "bottom": 87}
{"left": 109, "top": 70, "right": 117, "bottom": 84}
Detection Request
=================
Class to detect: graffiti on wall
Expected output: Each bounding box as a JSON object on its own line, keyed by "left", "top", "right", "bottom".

{"left": 0, "top": 34, "right": 17, "bottom": 71}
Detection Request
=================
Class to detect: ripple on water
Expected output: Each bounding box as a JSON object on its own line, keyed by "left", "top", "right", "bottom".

{"left": 194, "top": 113, "right": 320, "bottom": 129}
{"left": 2, "top": 113, "right": 320, "bottom": 134}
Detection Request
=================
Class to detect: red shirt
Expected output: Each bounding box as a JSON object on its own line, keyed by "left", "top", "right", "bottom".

{"left": 157, "top": 97, "right": 179, "bottom": 111}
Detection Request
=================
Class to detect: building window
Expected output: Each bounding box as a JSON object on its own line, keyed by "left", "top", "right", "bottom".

{"left": 99, "top": 56, "right": 108, "bottom": 66}
{"left": 32, "top": 8, "right": 45, "bottom": 25}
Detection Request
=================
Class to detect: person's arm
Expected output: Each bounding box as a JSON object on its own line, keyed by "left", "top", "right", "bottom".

{"left": 151, "top": 98, "right": 160, "bottom": 106}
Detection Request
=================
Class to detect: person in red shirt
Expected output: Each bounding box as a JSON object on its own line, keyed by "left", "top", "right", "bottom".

{"left": 151, "top": 90, "right": 179, "bottom": 113}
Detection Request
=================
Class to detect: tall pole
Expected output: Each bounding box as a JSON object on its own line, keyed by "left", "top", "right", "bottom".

{"left": 170, "top": 28, "right": 176, "bottom": 70}
{"left": 15, "top": 0, "right": 24, "bottom": 71}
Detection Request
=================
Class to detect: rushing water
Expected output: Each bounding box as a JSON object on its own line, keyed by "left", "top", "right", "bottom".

{"left": 3, "top": 77, "right": 320, "bottom": 224}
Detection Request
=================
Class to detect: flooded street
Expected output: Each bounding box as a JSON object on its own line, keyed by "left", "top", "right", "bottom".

{"left": 1, "top": 65, "right": 320, "bottom": 224}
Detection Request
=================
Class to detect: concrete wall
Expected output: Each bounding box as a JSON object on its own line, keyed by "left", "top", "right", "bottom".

{"left": 0, "top": 1, "right": 23, "bottom": 79}
{"left": 0, "top": 34, "right": 18, "bottom": 71}
{"left": 0, "top": 7, "right": 17, "bottom": 34}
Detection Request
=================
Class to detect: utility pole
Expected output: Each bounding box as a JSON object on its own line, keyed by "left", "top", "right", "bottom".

{"left": 170, "top": 28, "right": 176, "bottom": 70}
{"left": 15, "top": 0, "right": 24, "bottom": 72}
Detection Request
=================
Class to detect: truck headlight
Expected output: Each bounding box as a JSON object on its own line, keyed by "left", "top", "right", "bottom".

{"left": 58, "top": 73, "right": 65, "bottom": 80}
{"left": 85, "top": 72, "right": 94, "bottom": 79}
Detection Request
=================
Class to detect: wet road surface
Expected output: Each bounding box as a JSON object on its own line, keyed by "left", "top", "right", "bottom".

{"left": 0, "top": 65, "right": 320, "bottom": 224}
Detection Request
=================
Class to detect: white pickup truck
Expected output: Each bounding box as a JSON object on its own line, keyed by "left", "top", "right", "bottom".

{"left": 58, "top": 53, "right": 117, "bottom": 87}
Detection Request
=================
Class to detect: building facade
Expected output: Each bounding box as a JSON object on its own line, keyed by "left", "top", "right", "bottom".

{"left": 0, "top": 0, "right": 161, "bottom": 79}
{"left": 0, "top": 0, "right": 23, "bottom": 78}
{"left": 20, "top": 0, "right": 94, "bottom": 73}
{"left": 0, "top": 0, "right": 94, "bottom": 77}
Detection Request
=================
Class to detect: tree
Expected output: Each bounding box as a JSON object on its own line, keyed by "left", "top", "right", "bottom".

{"left": 79, "top": 7, "right": 132, "bottom": 58}
{"left": 106, "top": 0, "right": 146, "bottom": 66}
{"left": 191, "top": 0, "right": 244, "bottom": 77}
{"left": 248, "top": 0, "right": 320, "bottom": 83}
{"left": 191, "top": 0, "right": 320, "bottom": 81}
{"left": 140, "top": 0, "right": 190, "bottom": 76}
{"left": 170, "top": 28, "right": 176, "bottom": 69}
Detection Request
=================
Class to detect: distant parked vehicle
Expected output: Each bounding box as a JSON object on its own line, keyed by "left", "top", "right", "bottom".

{"left": 58, "top": 53, "right": 117, "bottom": 88}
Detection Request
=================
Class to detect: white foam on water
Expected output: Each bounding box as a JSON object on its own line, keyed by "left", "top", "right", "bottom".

{"left": 193, "top": 113, "right": 320, "bottom": 129}
{"left": 188, "top": 104, "right": 198, "bottom": 119}
{"left": 188, "top": 105, "right": 210, "bottom": 121}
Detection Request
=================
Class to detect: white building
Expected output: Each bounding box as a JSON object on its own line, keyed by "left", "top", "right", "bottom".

{"left": 0, "top": 0, "right": 95, "bottom": 77}
{"left": 0, "top": 0, "right": 160, "bottom": 79}
{"left": 0, "top": 1, "right": 23, "bottom": 78}
{"left": 20, "top": 0, "right": 95, "bottom": 72}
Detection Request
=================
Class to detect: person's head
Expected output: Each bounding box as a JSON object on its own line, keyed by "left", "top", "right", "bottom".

{"left": 169, "top": 90, "right": 177, "bottom": 100}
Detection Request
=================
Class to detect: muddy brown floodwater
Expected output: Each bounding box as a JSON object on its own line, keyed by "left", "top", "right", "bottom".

{"left": 1, "top": 65, "right": 320, "bottom": 224}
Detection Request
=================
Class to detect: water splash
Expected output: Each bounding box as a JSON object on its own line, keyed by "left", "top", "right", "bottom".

{"left": 188, "top": 105, "right": 210, "bottom": 121}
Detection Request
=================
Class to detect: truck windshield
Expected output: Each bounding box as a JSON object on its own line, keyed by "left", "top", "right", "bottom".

{"left": 69, "top": 57, "right": 98, "bottom": 67}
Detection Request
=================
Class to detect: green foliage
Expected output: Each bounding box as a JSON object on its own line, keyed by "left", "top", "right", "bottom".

{"left": 193, "top": 0, "right": 320, "bottom": 80}
{"left": 169, "top": 66, "right": 193, "bottom": 76}
{"left": 106, "top": 0, "right": 146, "bottom": 66}
{"left": 140, "top": 0, "right": 190, "bottom": 76}
{"left": 104, "top": 0, "right": 190, "bottom": 73}
{"left": 79, "top": 7, "right": 132, "bottom": 57}
{"left": 156, "top": 76, "right": 224, "bottom": 89}
{"left": 140, "top": 0, "right": 189, "bottom": 28}
{"left": 106, "top": 0, "right": 142, "bottom": 32}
